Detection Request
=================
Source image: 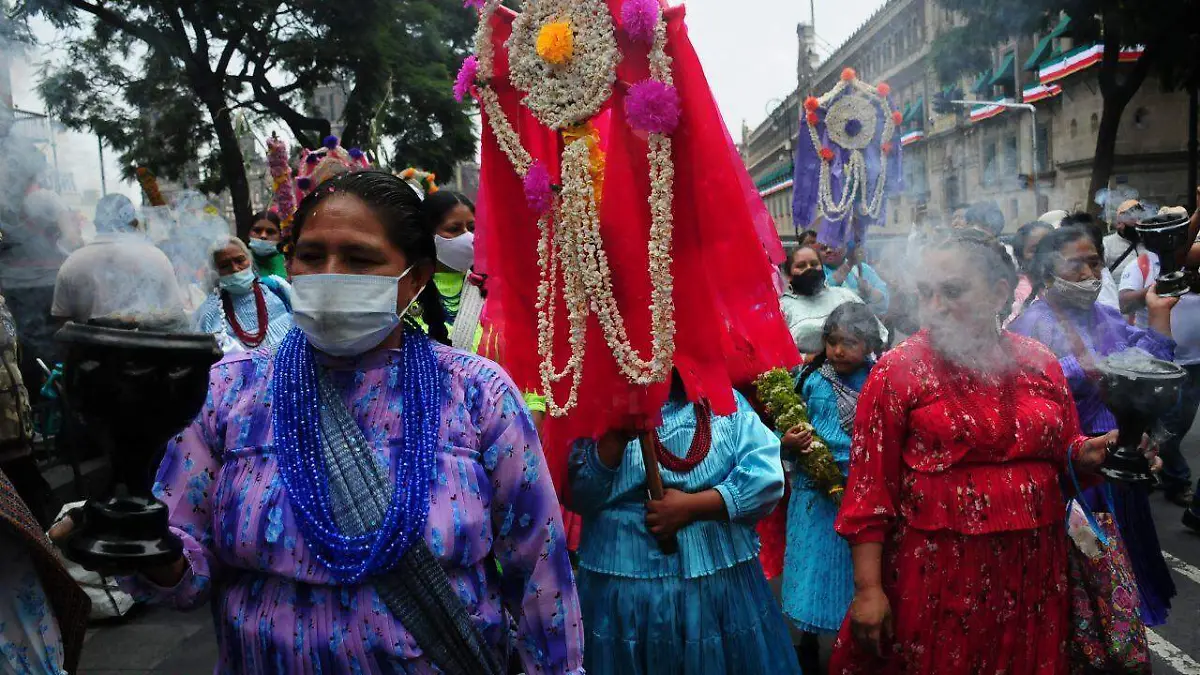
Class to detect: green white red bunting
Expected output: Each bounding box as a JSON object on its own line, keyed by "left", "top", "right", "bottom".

{"left": 970, "top": 99, "right": 1011, "bottom": 123}
{"left": 1022, "top": 82, "right": 1063, "bottom": 103}
{"left": 1038, "top": 43, "right": 1144, "bottom": 85}
{"left": 901, "top": 130, "right": 925, "bottom": 146}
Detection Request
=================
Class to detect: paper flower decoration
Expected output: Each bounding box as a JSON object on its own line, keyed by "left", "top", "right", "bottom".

{"left": 806, "top": 111, "right": 819, "bottom": 126}
{"left": 536, "top": 22, "right": 575, "bottom": 66}
{"left": 877, "top": 82, "right": 891, "bottom": 97}
{"left": 463, "top": 0, "right": 485, "bottom": 8}
{"left": 841, "top": 67, "right": 857, "bottom": 81}
{"left": 625, "top": 80, "right": 681, "bottom": 135}
{"left": 524, "top": 161, "right": 555, "bottom": 214}
{"left": 819, "top": 147, "right": 835, "bottom": 162}
{"left": 454, "top": 55, "right": 479, "bottom": 102}
{"left": 804, "top": 96, "right": 820, "bottom": 112}
{"left": 892, "top": 111, "right": 903, "bottom": 125}
{"left": 621, "top": 0, "right": 659, "bottom": 44}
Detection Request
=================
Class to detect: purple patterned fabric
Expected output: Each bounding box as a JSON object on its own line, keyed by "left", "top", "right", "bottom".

{"left": 792, "top": 101, "right": 903, "bottom": 248}
{"left": 1008, "top": 300, "right": 1175, "bottom": 435}
{"left": 122, "top": 345, "right": 584, "bottom": 675}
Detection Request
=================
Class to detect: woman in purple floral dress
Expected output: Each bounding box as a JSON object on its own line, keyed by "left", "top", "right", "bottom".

{"left": 119, "top": 171, "right": 585, "bottom": 675}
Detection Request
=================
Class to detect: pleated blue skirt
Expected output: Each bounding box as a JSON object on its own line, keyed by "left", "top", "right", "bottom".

{"left": 577, "top": 560, "right": 801, "bottom": 675}
{"left": 781, "top": 476, "right": 854, "bottom": 634}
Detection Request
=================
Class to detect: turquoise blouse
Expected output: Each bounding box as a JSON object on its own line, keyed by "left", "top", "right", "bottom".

{"left": 568, "top": 392, "right": 785, "bottom": 580}
{"left": 798, "top": 365, "right": 871, "bottom": 470}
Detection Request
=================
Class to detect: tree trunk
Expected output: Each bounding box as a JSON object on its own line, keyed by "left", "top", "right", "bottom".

{"left": 1087, "top": 96, "right": 1127, "bottom": 217}
{"left": 207, "top": 99, "right": 254, "bottom": 241}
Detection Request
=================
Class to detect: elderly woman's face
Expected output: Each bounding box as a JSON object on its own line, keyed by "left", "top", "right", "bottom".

{"left": 213, "top": 243, "right": 251, "bottom": 277}
{"left": 917, "top": 248, "right": 1010, "bottom": 354}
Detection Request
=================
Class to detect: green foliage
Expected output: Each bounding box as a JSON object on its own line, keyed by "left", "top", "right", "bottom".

{"left": 755, "top": 368, "right": 845, "bottom": 505}
{"left": 17, "top": 0, "right": 478, "bottom": 220}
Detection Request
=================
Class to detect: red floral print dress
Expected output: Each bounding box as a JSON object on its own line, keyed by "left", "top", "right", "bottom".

{"left": 830, "top": 331, "right": 1090, "bottom": 675}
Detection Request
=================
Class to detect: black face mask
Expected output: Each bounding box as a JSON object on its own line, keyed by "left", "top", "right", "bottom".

{"left": 791, "top": 269, "right": 826, "bottom": 296}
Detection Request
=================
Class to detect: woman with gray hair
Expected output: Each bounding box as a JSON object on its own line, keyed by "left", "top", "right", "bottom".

{"left": 193, "top": 236, "right": 293, "bottom": 353}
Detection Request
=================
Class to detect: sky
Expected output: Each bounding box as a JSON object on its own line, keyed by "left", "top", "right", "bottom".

{"left": 684, "top": 0, "right": 889, "bottom": 137}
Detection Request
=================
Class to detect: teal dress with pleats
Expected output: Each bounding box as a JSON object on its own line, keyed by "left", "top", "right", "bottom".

{"left": 568, "top": 392, "right": 800, "bottom": 675}
{"left": 781, "top": 365, "right": 869, "bottom": 634}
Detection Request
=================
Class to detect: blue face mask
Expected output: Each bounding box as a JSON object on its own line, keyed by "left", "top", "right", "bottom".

{"left": 218, "top": 268, "right": 257, "bottom": 296}
{"left": 249, "top": 238, "right": 280, "bottom": 257}
{"left": 291, "top": 268, "right": 420, "bottom": 357}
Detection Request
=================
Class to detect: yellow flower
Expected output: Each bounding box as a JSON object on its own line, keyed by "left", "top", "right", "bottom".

{"left": 536, "top": 21, "right": 574, "bottom": 66}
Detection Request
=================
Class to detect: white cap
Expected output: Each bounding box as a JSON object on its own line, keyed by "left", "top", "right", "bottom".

{"left": 1038, "top": 210, "right": 1069, "bottom": 228}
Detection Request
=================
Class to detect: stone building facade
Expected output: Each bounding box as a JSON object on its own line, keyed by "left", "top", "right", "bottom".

{"left": 743, "top": 0, "right": 1195, "bottom": 244}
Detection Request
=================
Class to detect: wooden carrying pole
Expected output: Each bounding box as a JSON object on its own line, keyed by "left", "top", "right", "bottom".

{"left": 639, "top": 432, "right": 679, "bottom": 554}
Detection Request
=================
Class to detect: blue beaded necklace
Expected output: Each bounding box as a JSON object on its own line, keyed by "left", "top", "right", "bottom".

{"left": 272, "top": 324, "right": 442, "bottom": 584}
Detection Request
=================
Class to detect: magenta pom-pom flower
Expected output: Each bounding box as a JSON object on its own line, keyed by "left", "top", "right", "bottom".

{"left": 463, "top": 0, "right": 486, "bottom": 9}
{"left": 625, "top": 79, "right": 681, "bottom": 135}
{"left": 621, "top": 0, "right": 660, "bottom": 44}
{"left": 523, "top": 161, "right": 555, "bottom": 215}
{"left": 454, "top": 55, "right": 479, "bottom": 103}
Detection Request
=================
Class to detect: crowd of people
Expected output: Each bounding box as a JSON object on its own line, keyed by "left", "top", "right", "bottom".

{"left": 2, "top": 144, "right": 1200, "bottom": 675}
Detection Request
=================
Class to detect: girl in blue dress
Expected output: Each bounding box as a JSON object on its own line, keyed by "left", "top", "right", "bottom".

{"left": 568, "top": 373, "right": 800, "bottom": 675}
{"left": 781, "top": 302, "right": 880, "bottom": 672}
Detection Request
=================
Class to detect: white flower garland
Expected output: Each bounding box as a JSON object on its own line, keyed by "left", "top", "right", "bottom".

{"left": 472, "top": 0, "right": 677, "bottom": 416}
{"left": 807, "top": 77, "right": 895, "bottom": 222}
{"left": 507, "top": 0, "right": 619, "bottom": 130}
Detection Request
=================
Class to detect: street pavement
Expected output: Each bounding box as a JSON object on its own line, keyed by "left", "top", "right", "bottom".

{"left": 74, "top": 436, "right": 1200, "bottom": 674}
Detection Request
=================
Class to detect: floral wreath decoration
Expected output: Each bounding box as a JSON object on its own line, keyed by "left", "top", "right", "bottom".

{"left": 399, "top": 168, "right": 440, "bottom": 201}
{"left": 792, "top": 68, "right": 903, "bottom": 249}
{"left": 458, "top": 0, "right": 682, "bottom": 418}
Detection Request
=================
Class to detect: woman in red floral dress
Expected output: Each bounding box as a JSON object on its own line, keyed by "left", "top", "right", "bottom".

{"left": 830, "top": 229, "right": 1113, "bottom": 674}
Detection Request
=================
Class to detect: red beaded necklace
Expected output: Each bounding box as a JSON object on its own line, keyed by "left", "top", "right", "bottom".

{"left": 221, "top": 281, "right": 269, "bottom": 348}
{"left": 652, "top": 401, "right": 714, "bottom": 473}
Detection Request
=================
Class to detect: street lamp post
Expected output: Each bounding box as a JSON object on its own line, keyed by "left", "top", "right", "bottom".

{"left": 950, "top": 99, "right": 1041, "bottom": 212}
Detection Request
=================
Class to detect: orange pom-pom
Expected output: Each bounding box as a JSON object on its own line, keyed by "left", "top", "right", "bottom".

{"left": 804, "top": 96, "right": 820, "bottom": 112}
{"left": 806, "top": 111, "right": 820, "bottom": 126}
{"left": 882, "top": 142, "right": 894, "bottom": 155}
{"left": 841, "top": 68, "right": 857, "bottom": 82}
{"left": 877, "top": 82, "right": 891, "bottom": 97}
{"left": 892, "top": 111, "right": 903, "bottom": 125}
{"left": 819, "top": 147, "right": 835, "bottom": 162}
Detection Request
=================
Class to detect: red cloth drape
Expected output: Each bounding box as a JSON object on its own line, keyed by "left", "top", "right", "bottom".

{"left": 476, "top": 5, "right": 799, "bottom": 497}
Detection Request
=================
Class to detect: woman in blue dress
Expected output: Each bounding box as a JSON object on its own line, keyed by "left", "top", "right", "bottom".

{"left": 568, "top": 373, "right": 800, "bottom": 675}
{"left": 781, "top": 303, "right": 880, "bottom": 672}
{"left": 193, "top": 236, "right": 294, "bottom": 354}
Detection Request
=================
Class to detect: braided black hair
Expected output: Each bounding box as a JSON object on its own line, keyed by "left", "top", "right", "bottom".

{"left": 290, "top": 170, "right": 451, "bottom": 346}
{"left": 927, "top": 226, "right": 1019, "bottom": 319}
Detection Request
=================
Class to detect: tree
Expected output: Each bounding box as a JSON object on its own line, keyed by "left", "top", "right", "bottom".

{"left": 19, "top": 0, "right": 476, "bottom": 237}
{"left": 932, "top": 0, "right": 1200, "bottom": 215}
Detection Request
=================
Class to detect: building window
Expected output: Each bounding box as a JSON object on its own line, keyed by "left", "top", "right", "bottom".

{"left": 1036, "top": 123, "right": 1052, "bottom": 173}
{"left": 1004, "top": 135, "right": 1019, "bottom": 176}
{"left": 1070, "top": 119, "right": 1078, "bottom": 138}
{"left": 1090, "top": 113, "right": 1100, "bottom": 133}
{"left": 1134, "top": 107, "right": 1150, "bottom": 130}
{"left": 982, "top": 140, "right": 998, "bottom": 187}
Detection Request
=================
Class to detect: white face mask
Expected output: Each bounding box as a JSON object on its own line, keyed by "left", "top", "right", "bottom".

{"left": 291, "top": 269, "right": 420, "bottom": 357}
{"left": 434, "top": 232, "right": 475, "bottom": 273}
{"left": 248, "top": 238, "right": 279, "bottom": 257}
{"left": 218, "top": 268, "right": 257, "bottom": 296}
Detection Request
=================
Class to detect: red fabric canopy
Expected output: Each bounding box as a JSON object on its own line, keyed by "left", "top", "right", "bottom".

{"left": 476, "top": 4, "right": 799, "bottom": 495}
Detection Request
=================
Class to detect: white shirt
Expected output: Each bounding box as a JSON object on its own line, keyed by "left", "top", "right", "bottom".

{"left": 778, "top": 286, "right": 887, "bottom": 355}
{"left": 1099, "top": 267, "right": 1121, "bottom": 311}
{"left": 1103, "top": 232, "right": 1148, "bottom": 281}
{"left": 52, "top": 233, "right": 187, "bottom": 327}
{"left": 1119, "top": 251, "right": 1200, "bottom": 365}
